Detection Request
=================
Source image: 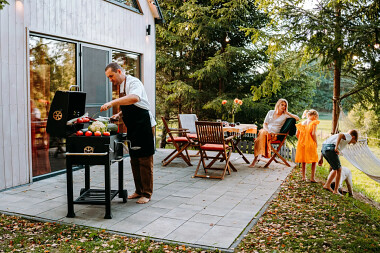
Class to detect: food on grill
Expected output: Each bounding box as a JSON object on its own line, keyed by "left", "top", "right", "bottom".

{"left": 103, "top": 131, "right": 110, "bottom": 136}
{"left": 106, "top": 123, "right": 118, "bottom": 133}
{"left": 76, "top": 130, "right": 84, "bottom": 136}
{"left": 94, "top": 131, "right": 102, "bottom": 136}
{"left": 88, "top": 121, "right": 106, "bottom": 133}
{"left": 85, "top": 131, "right": 93, "bottom": 136}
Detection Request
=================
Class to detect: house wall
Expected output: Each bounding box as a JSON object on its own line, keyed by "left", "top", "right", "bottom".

{"left": 0, "top": 0, "right": 157, "bottom": 190}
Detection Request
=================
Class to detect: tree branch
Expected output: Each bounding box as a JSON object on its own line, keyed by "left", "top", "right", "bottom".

{"left": 340, "top": 81, "right": 375, "bottom": 100}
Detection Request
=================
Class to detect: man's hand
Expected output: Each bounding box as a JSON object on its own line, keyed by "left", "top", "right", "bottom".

{"left": 110, "top": 112, "right": 122, "bottom": 121}
{"left": 100, "top": 102, "right": 113, "bottom": 112}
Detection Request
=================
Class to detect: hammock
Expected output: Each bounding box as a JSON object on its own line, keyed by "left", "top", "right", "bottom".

{"left": 341, "top": 139, "right": 380, "bottom": 183}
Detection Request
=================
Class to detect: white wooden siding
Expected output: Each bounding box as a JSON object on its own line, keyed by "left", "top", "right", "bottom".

{"left": 0, "top": 0, "right": 158, "bottom": 190}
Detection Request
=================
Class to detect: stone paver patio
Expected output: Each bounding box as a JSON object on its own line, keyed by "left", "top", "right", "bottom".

{"left": 0, "top": 149, "right": 295, "bottom": 252}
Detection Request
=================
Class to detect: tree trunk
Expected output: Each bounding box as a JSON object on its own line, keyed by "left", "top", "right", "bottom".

{"left": 332, "top": 4, "right": 342, "bottom": 135}
{"left": 332, "top": 60, "right": 341, "bottom": 134}
{"left": 159, "top": 112, "right": 170, "bottom": 148}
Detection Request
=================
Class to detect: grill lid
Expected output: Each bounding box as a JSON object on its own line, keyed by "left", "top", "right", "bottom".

{"left": 46, "top": 87, "right": 86, "bottom": 138}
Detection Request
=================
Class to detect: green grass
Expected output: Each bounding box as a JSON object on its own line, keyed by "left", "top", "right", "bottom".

{"left": 316, "top": 119, "right": 380, "bottom": 203}
{"left": 238, "top": 169, "right": 380, "bottom": 252}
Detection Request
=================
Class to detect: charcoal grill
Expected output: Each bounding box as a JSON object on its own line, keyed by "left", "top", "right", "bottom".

{"left": 47, "top": 86, "right": 129, "bottom": 219}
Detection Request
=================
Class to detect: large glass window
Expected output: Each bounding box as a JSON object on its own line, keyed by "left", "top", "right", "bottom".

{"left": 111, "top": 51, "right": 140, "bottom": 133}
{"left": 29, "top": 36, "right": 141, "bottom": 178}
{"left": 106, "top": 0, "right": 141, "bottom": 12}
{"left": 29, "top": 36, "right": 76, "bottom": 177}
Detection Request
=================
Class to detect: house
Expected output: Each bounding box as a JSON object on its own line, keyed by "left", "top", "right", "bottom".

{"left": 0, "top": 0, "right": 163, "bottom": 190}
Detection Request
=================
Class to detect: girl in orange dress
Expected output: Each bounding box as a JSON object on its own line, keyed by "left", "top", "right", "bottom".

{"left": 295, "top": 109, "right": 320, "bottom": 182}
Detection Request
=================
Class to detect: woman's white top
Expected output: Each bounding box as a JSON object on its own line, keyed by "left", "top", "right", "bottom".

{"left": 120, "top": 75, "right": 156, "bottom": 127}
{"left": 323, "top": 133, "right": 352, "bottom": 152}
{"left": 264, "top": 110, "right": 296, "bottom": 133}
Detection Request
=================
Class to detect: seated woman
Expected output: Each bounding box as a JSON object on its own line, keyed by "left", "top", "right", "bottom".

{"left": 249, "top": 98, "right": 299, "bottom": 167}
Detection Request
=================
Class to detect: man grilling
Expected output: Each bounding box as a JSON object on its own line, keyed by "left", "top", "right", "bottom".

{"left": 101, "top": 62, "right": 155, "bottom": 204}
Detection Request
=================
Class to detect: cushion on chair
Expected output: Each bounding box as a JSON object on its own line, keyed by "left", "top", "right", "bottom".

{"left": 200, "top": 144, "right": 229, "bottom": 151}
{"left": 271, "top": 140, "right": 281, "bottom": 144}
{"left": 186, "top": 133, "right": 198, "bottom": 139}
{"left": 167, "top": 137, "right": 189, "bottom": 142}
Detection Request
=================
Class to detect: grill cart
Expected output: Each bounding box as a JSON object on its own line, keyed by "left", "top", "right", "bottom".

{"left": 47, "top": 86, "right": 130, "bottom": 219}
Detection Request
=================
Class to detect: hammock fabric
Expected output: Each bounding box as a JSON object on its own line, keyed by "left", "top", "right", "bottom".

{"left": 341, "top": 139, "right": 380, "bottom": 183}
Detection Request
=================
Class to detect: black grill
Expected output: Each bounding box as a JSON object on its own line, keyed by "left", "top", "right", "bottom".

{"left": 47, "top": 87, "right": 128, "bottom": 219}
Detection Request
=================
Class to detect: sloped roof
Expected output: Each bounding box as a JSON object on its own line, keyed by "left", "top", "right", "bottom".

{"left": 148, "top": 0, "right": 164, "bottom": 23}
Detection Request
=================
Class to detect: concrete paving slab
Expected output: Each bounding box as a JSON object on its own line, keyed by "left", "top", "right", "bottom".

{"left": 0, "top": 148, "right": 295, "bottom": 251}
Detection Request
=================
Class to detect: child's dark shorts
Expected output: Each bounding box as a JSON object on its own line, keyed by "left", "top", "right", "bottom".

{"left": 322, "top": 144, "right": 341, "bottom": 170}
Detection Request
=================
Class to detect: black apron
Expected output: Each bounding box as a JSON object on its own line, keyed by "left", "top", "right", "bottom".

{"left": 121, "top": 104, "right": 155, "bottom": 158}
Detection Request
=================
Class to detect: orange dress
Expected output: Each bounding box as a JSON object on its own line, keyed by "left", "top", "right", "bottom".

{"left": 295, "top": 120, "right": 320, "bottom": 163}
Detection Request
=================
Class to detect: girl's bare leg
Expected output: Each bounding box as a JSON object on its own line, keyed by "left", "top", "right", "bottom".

{"left": 301, "top": 163, "right": 306, "bottom": 181}
{"left": 310, "top": 162, "right": 316, "bottom": 182}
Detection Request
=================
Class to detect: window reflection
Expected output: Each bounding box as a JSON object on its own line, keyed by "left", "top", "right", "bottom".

{"left": 29, "top": 36, "right": 76, "bottom": 177}
{"left": 111, "top": 51, "right": 140, "bottom": 133}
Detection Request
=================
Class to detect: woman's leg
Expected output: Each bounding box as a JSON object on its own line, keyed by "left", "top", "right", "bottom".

{"left": 249, "top": 129, "right": 269, "bottom": 167}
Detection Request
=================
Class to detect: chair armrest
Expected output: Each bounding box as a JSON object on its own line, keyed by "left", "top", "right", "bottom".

{"left": 225, "top": 136, "right": 235, "bottom": 141}
{"left": 272, "top": 133, "right": 287, "bottom": 136}
{"left": 168, "top": 128, "right": 190, "bottom": 133}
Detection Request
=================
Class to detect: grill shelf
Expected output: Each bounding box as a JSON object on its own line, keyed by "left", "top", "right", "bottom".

{"left": 75, "top": 189, "right": 127, "bottom": 204}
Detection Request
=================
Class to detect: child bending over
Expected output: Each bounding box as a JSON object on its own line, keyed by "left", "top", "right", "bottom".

{"left": 319, "top": 130, "right": 358, "bottom": 195}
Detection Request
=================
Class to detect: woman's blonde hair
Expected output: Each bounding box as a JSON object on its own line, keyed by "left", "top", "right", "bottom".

{"left": 274, "top": 98, "right": 289, "bottom": 114}
{"left": 302, "top": 109, "right": 319, "bottom": 119}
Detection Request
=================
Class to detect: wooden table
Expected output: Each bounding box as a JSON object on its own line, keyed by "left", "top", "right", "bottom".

{"left": 223, "top": 124, "right": 257, "bottom": 164}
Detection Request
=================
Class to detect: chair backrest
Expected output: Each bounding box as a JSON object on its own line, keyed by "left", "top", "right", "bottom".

{"left": 195, "top": 121, "right": 225, "bottom": 145}
{"left": 178, "top": 114, "right": 198, "bottom": 134}
{"left": 277, "top": 118, "right": 297, "bottom": 141}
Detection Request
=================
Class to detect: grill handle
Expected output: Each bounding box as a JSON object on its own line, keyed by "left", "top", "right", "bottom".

{"left": 116, "top": 140, "right": 141, "bottom": 152}
{"left": 69, "top": 85, "right": 80, "bottom": 91}
{"left": 65, "top": 152, "right": 108, "bottom": 156}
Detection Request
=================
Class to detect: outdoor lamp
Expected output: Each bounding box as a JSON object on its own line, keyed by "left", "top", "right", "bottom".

{"left": 146, "top": 24, "right": 151, "bottom": 35}
{"left": 225, "top": 34, "right": 230, "bottom": 43}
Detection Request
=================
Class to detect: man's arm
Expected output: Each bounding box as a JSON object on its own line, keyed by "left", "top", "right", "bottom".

{"left": 100, "top": 94, "right": 139, "bottom": 112}
{"left": 335, "top": 133, "right": 346, "bottom": 155}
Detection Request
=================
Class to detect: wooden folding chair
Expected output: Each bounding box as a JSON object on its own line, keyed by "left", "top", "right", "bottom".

{"left": 264, "top": 118, "right": 296, "bottom": 168}
{"left": 194, "top": 121, "right": 236, "bottom": 179}
{"left": 178, "top": 114, "right": 199, "bottom": 157}
{"left": 161, "top": 117, "right": 192, "bottom": 166}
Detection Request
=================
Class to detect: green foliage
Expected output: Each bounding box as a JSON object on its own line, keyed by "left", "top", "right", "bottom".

{"left": 249, "top": 0, "right": 380, "bottom": 110}
{"left": 0, "top": 0, "right": 8, "bottom": 10}
{"left": 348, "top": 104, "right": 380, "bottom": 141}
{"left": 156, "top": 0, "right": 269, "bottom": 120}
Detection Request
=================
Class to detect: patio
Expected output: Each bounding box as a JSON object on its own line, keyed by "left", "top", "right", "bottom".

{"left": 0, "top": 148, "right": 295, "bottom": 252}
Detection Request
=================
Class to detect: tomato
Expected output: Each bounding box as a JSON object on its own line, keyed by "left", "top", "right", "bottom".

{"left": 76, "top": 130, "right": 83, "bottom": 136}
{"left": 94, "top": 131, "right": 102, "bottom": 136}
{"left": 103, "top": 131, "right": 110, "bottom": 136}
{"left": 77, "top": 118, "right": 84, "bottom": 123}
{"left": 82, "top": 118, "right": 90, "bottom": 123}
{"left": 85, "top": 131, "right": 92, "bottom": 136}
